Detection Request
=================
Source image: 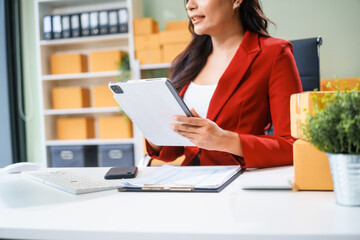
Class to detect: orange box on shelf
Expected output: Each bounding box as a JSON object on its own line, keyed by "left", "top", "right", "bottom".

{"left": 290, "top": 91, "right": 334, "bottom": 140}
{"left": 98, "top": 116, "right": 133, "bottom": 139}
{"left": 162, "top": 43, "right": 188, "bottom": 63}
{"left": 159, "top": 30, "right": 192, "bottom": 45}
{"left": 50, "top": 53, "right": 88, "bottom": 75}
{"left": 320, "top": 77, "right": 360, "bottom": 91}
{"left": 52, "top": 87, "right": 90, "bottom": 109}
{"left": 92, "top": 85, "right": 118, "bottom": 108}
{"left": 133, "top": 18, "right": 159, "bottom": 35}
{"left": 56, "top": 117, "right": 95, "bottom": 140}
{"left": 293, "top": 139, "right": 333, "bottom": 191}
{"left": 89, "top": 50, "right": 127, "bottom": 72}
{"left": 165, "top": 20, "right": 189, "bottom": 31}
{"left": 134, "top": 34, "right": 160, "bottom": 51}
{"left": 136, "top": 49, "right": 162, "bottom": 65}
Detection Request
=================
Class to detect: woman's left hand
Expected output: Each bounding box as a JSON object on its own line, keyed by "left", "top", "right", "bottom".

{"left": 171, "top": 108, "right": 234, "bottom": 152}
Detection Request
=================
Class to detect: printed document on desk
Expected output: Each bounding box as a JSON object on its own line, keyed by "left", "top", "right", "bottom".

{"left": 119, "top": 165, "right": 243, "bottom": 192}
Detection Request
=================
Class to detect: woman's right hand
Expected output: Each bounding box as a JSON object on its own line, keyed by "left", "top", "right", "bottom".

{"left": 147, "top": 140, "right": 163, "bottom": 153}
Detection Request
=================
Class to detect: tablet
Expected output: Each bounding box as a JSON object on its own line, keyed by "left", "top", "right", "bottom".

{"left": 109, "top": 78, "right": 195, "bottom": 146}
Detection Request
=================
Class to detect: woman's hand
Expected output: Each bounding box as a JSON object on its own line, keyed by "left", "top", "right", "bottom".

{"left": 171, "top": 108, "right": 243, "bottom": 156}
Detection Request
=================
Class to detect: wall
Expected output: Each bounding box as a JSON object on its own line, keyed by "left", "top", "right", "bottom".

{"left": 0, "top": 0, "right": 14, "bottom": 167}
{"left": 261, "top": 0, "right": 360, "bottom": 79}
{"left": 143, "top": 0, "right": 188, "bottom": 30}
{"left": 21, "top": 0, "right": 359, "bottom": 163}
{"left": 20, "top": 0, "right": 42, "bottom": 164}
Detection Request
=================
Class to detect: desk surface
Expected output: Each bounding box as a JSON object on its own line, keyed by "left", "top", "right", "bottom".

{"left": 0, "top": 167, "right": 360, "bottom": 240}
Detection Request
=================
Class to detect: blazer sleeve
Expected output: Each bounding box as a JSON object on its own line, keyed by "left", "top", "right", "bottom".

{"left": 231, "top": 41, "right": 302, "bottom": 168}
{"left": 145, "top": 140, "right": 185, "bottom": 162}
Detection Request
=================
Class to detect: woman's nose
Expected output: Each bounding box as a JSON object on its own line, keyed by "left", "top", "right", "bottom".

{"left": 186, "top": 0, "right": 197, "bottom": 11}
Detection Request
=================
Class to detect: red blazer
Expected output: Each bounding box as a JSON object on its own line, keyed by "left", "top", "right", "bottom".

{"left": 146, "top": 31, "right": 303, "bottom": 168}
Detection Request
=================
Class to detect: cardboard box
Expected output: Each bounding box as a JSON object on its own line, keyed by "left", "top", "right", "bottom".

{"left": 134, "top": 34, "right": 160, "bottom": 51}
{"left": 165, "top": 20, "right": 189, "bottom": 31}
{"left": 93, "top": 85, "right": 118, "bottom": 107}
{"left": 50, "top": 53, "right": 88, "bottom": 75}
{"left": 162, "top": 43, "right": 188, "bottom": 63}
{"left": 98, "top": 116, "right": 133, "bottom": 139}
{"left": 52, "top": 87, "right": 90, "bottom": 109}
{"left": 89, "top": 50, "right": 127, "bottom": 72}
{"left": 136, "top": 49, "right": 162, "bottom": 65}
{"left": 159, "top": 30, "right": 192, "bottom": 45}
{"left": 133, "top": 18, "right": 158, "bottom": 35}
{"left": 290, "top": 91, "right": 334, "bottom": 140}
{"left": 57, "top": 117, "right": 95, "bottom": 140}
{"left": 320, "top": 77, "right": 360, "bottom": 91}
{"left": 293, "top": 139, "right": 333, "bottom": 190}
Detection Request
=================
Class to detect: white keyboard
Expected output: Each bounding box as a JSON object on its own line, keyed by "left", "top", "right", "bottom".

{"left": 22, "top": 170, "right": 121, "bottom": 195}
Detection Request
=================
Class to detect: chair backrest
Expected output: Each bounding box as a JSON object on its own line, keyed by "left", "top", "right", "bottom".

{"left": 290, "top": 37, "right": 323, "bottom": 91}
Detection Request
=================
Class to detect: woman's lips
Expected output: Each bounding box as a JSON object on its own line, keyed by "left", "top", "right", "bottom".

{"left": 191, "top": 15, "right": 205, "bottom": 24}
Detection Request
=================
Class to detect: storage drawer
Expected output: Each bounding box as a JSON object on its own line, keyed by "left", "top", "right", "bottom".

{"left": 49, "top": 145, "right": 97, "bottom": 167}
{"left": 98, "top": 144, "right": 134, "bottom": 167}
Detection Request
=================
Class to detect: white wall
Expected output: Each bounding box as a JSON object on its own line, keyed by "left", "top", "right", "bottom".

{"left": 261, "top": 0, "right": 360, "bottom": 79}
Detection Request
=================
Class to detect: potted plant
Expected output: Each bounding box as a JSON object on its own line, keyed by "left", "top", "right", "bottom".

{"left": 302, "top": 83, "right": 360, "bottom": 206}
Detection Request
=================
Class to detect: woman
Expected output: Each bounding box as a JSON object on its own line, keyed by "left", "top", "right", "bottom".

{"left": 146, "top": 0, "right": 302, "bottom": 168}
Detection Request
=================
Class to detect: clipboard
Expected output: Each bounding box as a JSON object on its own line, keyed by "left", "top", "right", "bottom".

{"left": 109, "top": 78, "right": 195, "bottom": 146}
{"left": 116, "top": 165, "right": 244, "bottom": 193}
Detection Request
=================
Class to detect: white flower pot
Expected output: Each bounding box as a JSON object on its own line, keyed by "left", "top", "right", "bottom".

{"left": 327, "top": 153, "right": 360, "bottom": 207}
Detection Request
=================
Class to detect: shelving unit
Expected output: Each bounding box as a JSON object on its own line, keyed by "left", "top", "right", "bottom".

{"left": 35, "top": 0, "right": 143, "bottom": 167}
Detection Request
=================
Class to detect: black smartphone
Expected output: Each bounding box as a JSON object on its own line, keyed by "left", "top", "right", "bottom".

{"left": 104, "top": 167, "right": 138, "bottom": 180}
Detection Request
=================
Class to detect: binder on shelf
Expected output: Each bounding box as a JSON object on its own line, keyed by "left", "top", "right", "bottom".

{"left": 52, "top": 15, "right": 62, "bottom": 39}
{"left": 118, "top": 8, "right": 128, "bottom": 33}
{"left": 80, "top": 12, "right": 90, "bottom": 37}
{"left": 90, "top": 11, "right": 100, "bottom": 36}
{"left": 99, "top": 10, "right": 109, "bottom": 35}
{"left": 108, "top": 10, "right": 118, "bottom": 34}
{"left": 43, "top": 15, "right": 52, "bottom": 40}
{"left": 118, "top": 165, "right": 244, "bottom": 193}
{"left": 61, "top": 15, "right": 71, "bottom": 38}
{"left": 71, "top": 14, "right": 81, "bottom": 38}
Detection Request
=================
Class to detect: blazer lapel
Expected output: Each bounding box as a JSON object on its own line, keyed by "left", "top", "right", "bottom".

{"left": 207, "top": 31, "right": 261, "bottom": 121}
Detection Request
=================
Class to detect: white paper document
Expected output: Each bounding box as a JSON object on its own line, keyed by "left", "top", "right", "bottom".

{"left": 122, "top": 165, "right": 241, "bottom": 189}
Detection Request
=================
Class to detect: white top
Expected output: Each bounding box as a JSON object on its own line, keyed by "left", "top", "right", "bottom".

{"left": 183, "top": 82, "right": 217, "bottom": 118}
{"left": 1, "top": 166, "right": 360, "bottom": 240}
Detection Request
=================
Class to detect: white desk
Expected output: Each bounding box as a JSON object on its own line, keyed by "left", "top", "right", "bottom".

{"left": 0, "top": 167, "right": 359, "bottom": 240}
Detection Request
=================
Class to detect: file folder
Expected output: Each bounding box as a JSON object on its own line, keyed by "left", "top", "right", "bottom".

{"left": 117, "top": 165, "right": 244, "bottom": 193}
{"left": 61, "top": 15, "right": 71, "bottom": 38}
{"left": 71, "top": 14, "right": 81, "bottom": 38}
{"left": 81, "top": 12, "right": 90, "bottom": 37}
{"left": 108, "top": 10, "right": 118, "bottom": 34}
{"left": 43, "top": 15, "right": 52, "bottom": 40}
{"left": 52, "top": 15, "right": 62, "bottom": 39}
{"left": 118, "top": 8, "right": 128, "bottom": 33}
{"left": 90, "top": 11, "right": 100, "bottom": 36}
{"left": 99, "top": 10, "right": 109, "bottom": 35}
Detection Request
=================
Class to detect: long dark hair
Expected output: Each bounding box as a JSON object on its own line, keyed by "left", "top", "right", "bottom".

{"left": 170, "top": 0, "right": 274, "bottom": 91}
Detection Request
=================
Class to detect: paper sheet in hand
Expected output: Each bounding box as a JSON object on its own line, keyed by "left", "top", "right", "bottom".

{"left": 119, "top": 165, "right": 242, "bottom": 192}
{"left": 109, "top": 78, "right": 195, "bottom": 146}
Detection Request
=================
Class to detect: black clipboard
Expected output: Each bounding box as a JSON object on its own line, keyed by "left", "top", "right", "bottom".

{"left": 117, "top": 168, "right": 244, "bottom": 193}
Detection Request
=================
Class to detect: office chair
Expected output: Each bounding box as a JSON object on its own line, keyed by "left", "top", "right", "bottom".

{"left": 265, "top": 36, "right": 323, "bottom": 135}
{"left": 291, "top": 36, "right": 323, "bottom": 91}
